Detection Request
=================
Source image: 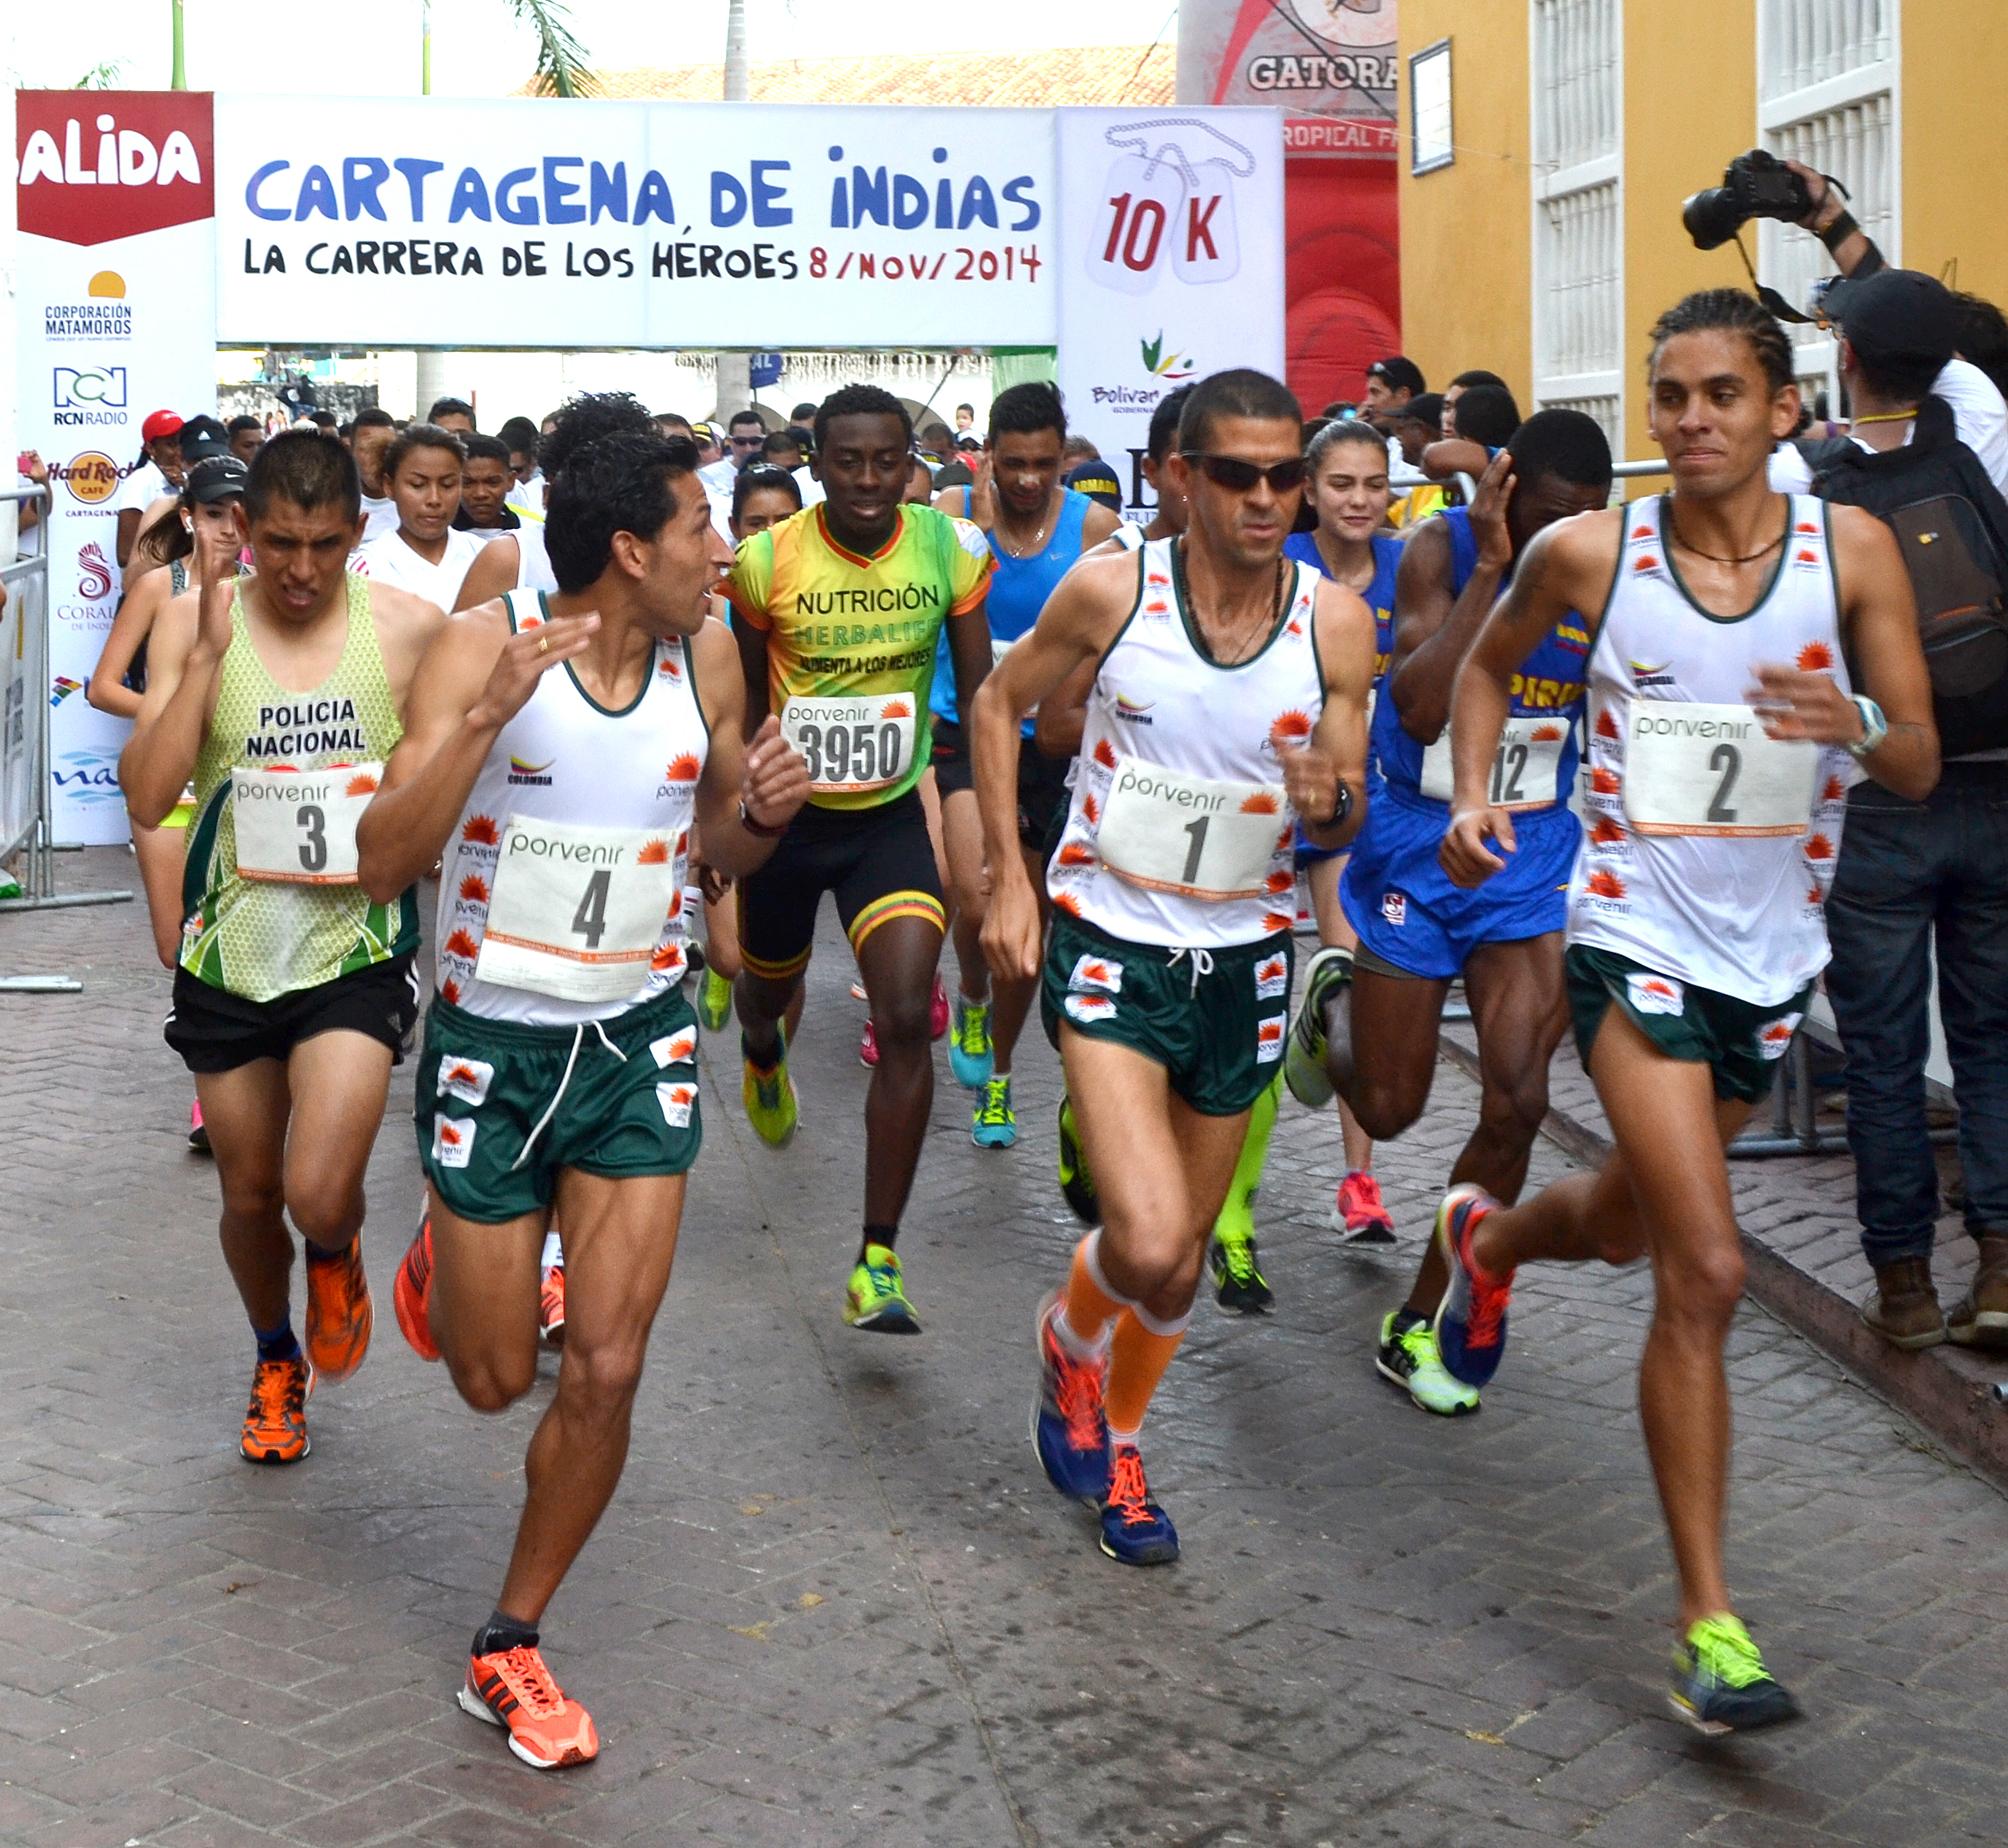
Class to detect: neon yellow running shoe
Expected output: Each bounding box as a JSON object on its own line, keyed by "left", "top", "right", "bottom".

{"left": 844, "top": 1242, "right": 921, "bottom": 1334}
{"left": 741, "top": 1029, "right": 799, "bottom": 1147}
{"left": 697, "top": 965, "right": 733, "bottom": 1033}
{"left": 1669, "top": 1615, "right": 1801, "bottom": 1735}
{"left": 948, "top": 992, "right": 994, "bottom": 1088}
{"left": 1375, "top": 1311, "right": 1478, "bottom": 1416}
{"left": 1056, "top": 1096, "right": 1100, "bottom": 1226}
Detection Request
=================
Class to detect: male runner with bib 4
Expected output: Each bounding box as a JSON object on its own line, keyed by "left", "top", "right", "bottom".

{"left": 973, "top": 369, "right": 1375, "bottom": 1565}
{"left": 1430, "top": 291, "right": 1936, "bottom": 1733}
{"left": 120, "top": 432, "right": 446, "bottom": 1466}
{"left": 359, "top": 432, "right": 809, "bottom": 1770}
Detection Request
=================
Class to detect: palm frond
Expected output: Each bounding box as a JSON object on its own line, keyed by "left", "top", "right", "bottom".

{"left": 506, "top": 0, "right": 598, "bottom": 97}
{"left": 73, "top": 58, "right": 128, "bottom": 89}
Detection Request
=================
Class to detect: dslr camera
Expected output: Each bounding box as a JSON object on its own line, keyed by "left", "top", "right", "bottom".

{"left": 1683, "top": 148, "right": 1815, "bottom": 250}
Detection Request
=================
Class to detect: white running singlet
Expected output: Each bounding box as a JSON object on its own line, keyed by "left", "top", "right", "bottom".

{"left": 514, "top": 520, "right": 558, "bottom": 594}
{"left": 435, "top": 588, "right": 709, "bottom": 1026}
{"left": 1568, "top": 494, "right": 1855, "bottom": 1005}
{"left": 1111, "top": 522, "right": 1146, "bottom": 553}
{"left": 358, "top": 526, "right": 489, "bottom": 612}
{"left": 1047, "top": 537, "right": 1323, "bottom": 949}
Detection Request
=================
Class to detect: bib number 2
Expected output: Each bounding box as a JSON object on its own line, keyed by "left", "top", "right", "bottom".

{"left": 1622, "top": 702, "right": 1816, "bottom": 837}
{"left": 782, "top": 695, "right": 914, "bottom": 795}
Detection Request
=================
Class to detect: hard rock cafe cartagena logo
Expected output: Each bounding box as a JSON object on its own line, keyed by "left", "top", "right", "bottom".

{"left": 60, "top": 453, "right": 123, "bottom": 505}
{"left": 14, "top": 90, "right": 215, "bottom": 245}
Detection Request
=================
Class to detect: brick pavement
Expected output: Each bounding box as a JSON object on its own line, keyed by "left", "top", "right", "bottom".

{"left": 4, "top": 851, "right": 2008, "bottom": 1846}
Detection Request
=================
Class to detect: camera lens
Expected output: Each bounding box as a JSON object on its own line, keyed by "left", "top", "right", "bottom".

{"left": 1683, "top": 187, "right": 1746, "bottom": 251}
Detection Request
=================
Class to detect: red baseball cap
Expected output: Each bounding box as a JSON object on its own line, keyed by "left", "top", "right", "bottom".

{"left": 141, "top": 409, "right": 184, "bottom": 442}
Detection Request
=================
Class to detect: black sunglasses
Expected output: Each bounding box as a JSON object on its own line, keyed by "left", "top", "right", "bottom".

{"left": 1184, "top": 452, "right": 1308, "bottom": 495}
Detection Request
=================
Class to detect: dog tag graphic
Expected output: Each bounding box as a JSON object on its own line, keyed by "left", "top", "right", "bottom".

{"left": 1086, "top": 153, "right": 1185, "bottom": 296}
{"left": 1173, "top": 160, "right": 1241, "bottom": 285}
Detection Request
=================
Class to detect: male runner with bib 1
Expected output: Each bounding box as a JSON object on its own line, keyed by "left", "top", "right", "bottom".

{"left": 1431, "top": 291, "right": 1936, "bottom": 1732}
{"left": 974, "top": 370, "right": 1375, "bottom": 1564}
{"left": 728, "top": 385, "right": 995, "bottom": 1335}
{"left": 1286, "top": 411, "right": 1614, "bottom": 1417}
{"left": 359, "top": 432, "right": 809, "bottom": 1770}
{"left": 120, "top": 432, "right": 447, "bottom": 1464}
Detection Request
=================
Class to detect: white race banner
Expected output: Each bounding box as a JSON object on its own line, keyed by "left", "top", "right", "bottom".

{"left": 1055, "top": 109, "right": 1285, "bottom": 519}
{"left": 215, "top": 98, "right": 1056, "bottom": 350}
{"left": 13, "top": 90, "right": 218, "bottom": 843}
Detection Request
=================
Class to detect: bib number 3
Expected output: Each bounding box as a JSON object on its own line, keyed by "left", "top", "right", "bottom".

{"left": 781, "top": 695, "right": 914, "bottom": 795}
{"left": 231, "top": 762, "right": 381, "bottom": 885}
{"left": 475, "top": 816, "right": 682, "bottom": 1002}
{"left": 1621, "top": 701, "right": 1817, "bottom": 837}
{"left": 1094, "top": 759, "right": 1288, "bottom": 900}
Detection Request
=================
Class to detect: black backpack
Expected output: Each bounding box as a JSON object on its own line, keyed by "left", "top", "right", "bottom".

{"left": 1802, "top": 393, "right": 2008, "bottom": 756}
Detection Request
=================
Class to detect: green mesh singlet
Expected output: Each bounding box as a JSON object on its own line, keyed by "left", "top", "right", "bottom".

{"left": 179, "top": 573, "right": 417, "bottom": 1001}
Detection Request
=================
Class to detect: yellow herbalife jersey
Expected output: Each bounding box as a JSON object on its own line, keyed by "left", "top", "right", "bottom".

{"left": 727, "top": 503, "right": 992, "bottom": 811}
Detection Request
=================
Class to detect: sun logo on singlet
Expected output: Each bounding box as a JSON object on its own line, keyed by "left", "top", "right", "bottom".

{"left": 1241, "top": 792, "right": 1280, "bottom": 815}
{"left": 1529, "top": 723, "right": 1564, "bottom": 742}
{"left": 1635, "top": 555, "right": 1661, "bottom": 573}
{"left": 881, "top": 697, "right": 913, "bottom": 718}
{"left": 1275, "top": 826, "right": 1295, "bottom": 852}
{"left": 1807, "top": 884, "right": 1825, "bottom": 906}
{"left": 657, "top": 653, "right": 683, "bottom": 677}
{"left": 1285, "top": 618, "right": 1305, "bottom": 638}
{"left": 1592, "top": 766, "right": 1621, "bottom": 795}
{"left": 1796, "top": 521, "right": 1821, "bottom": 535}
{"left": 1093, "top": 738, "right": 1118, "bottom": 769}
{"left": 652, "top": 941, "right": 685, "bottom": 971}
{"left": 1795, "top": 550, "right": 1821, "bottom": 565}
{"left": 1591, "top": 816, "right": 1625, "bottom": 846}
{"left": 1586, "top": 869, "right": 1627, "bottom": 898}
{"left": 1264, "top": 870, "right": 1295, "bottom": 896}
{"left": 1083, "top": 794, "right": 1101, "bottom": 824}
{"left": 444, "top": 929, "right": 480, "bottom": 960}
{"left": 345, "top": 771, "right": 380, "bottom": 796}
{"left": 1631, "top": 525, "right": 1654, "bottom": 542}
{"left": 637, "top": 839, "right": 671, "bottom": 864}
{"left": 1051, "top": 891, "right": 1083, "bottom": 917}
{"left": 440, "top": 978, "right": 462, "bottom": 1005}
{"left": 1596, "top": 709, "right": 1622, "bottom": 740}
{"left": 1797, "top": 641, "right": 1835, "bottom": 671}
{"left": 665, "top": 753, "right": 700, "bottom": 782}
{"left": 458, "top": 874, "right": 489, "bottom": 904}
{"left": 1261, "top": 911, "right": 1294, "bottom": 935}
{"left": 1804, "top": 832, "right": 1835, "bottom": 861}
{"left": 1270, "top": 710, "right": 1313, "bottom": 746}
{"left": 463, "top": 815, "right": 499, "bottom": 845}
{"left": 1056, "top": 842, "right": 1098, "bottom": 867}
{"left": 1822, "top": 774, "right": 1847, "bottom": 804}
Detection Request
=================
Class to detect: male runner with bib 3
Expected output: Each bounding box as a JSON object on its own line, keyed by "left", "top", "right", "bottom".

{"left": 360, "top": 432, "right": 808, "bottom": 1770}
{"left": 121, "top": 432, "right": 445, "bottom": 1465}
{"left": 728, "top": 385, "right": 995, "bottom": 1335}
{"left": 1431, "top": 291, "right": 1936, "bottom": 1732}
{"left": 973, "top": 369, "right": 1375, "bottom": 1565}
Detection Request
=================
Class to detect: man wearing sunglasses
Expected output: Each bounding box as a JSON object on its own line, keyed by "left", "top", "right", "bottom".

{"left": 971, "top": 368, "right": 1375, "bottom": 1566}
{"left": 1284, "top": 410, "right": 1615, "bottom": 1418}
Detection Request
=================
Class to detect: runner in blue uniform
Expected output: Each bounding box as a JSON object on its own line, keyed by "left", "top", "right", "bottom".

{"left": 931, "top": 384, "right": 1119, "bottom": 1146}
{"left": 1209, "top": 419, "right": 1402, "bottom": 1310}
{"left": 1285, "top": 409, "right": 1614, "bottom": 1412}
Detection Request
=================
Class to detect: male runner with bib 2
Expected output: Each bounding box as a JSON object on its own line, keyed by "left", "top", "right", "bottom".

{"left": 360, "top": 431, "right": 809, "bottom": 1771}
{"left": 974, "top": 370, "right": 1375, "bottom": 1565}
{"left": 120, "top": 432, "right": 446, "bottom": 1466}
{"left": 728, "top": 385, "right": 996, "bottom": 1335}
{"left": 1430, "top": 291, "right": 1936, "bottom": 1733}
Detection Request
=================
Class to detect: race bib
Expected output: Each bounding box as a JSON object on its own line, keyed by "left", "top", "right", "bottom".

{"left": 474, "top": 816, "right": 681, "bottom": 1002}
{"left": 1418, "top": 717, "right": 1569, "bottom": 811}
{"left": 781, "top": 694, "right": 915, "bottom": 795}
{"left": 1094, "top": 757, "right": 1288, "bottom": 900}
{"left": 1622, "top": 702, "right": 1816, "bottom": 837}
{"left": 231, "top": 762, "right": 381, "bottom": 885}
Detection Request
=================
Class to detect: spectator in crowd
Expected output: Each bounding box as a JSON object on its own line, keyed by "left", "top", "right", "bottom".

{"left": 116, "top": 411, "right": 185, "bottom": 575}
{"left": 954, "top": 401, "right": 977, "bottom": 432}
{"left": 359, "top": 422, "right": 486, "bottom": 609}
{"left": 1061, "top": 433, "right": 1100, "bottom": 468}
{"left": 788, "top": 401, "right": 818, "bottom": 443}
{"left": 1419, "top": 383, "right": 1523, "bottom": 485}
{"left": 496, "top": 415, "right": 543, "bottom": 518}
{"left": 1788, "top": 267, "right": 2008, "bottom": 1354}
{"left": 426, "top": 397, "right": 476, "bottom": 436}
{"left": 1439, "top": 369, "right": 1512, "bottom": 436}
{"left": 1063, "top": 455, "right": 1123, "bottom": 513}
{"left": 539, "top": 408, "right": 562, "bottom": 437}
{"left": 761, "top": 429, "right": 805, "bottom": 472}
{"left": 1388, "top": 393, "right": 1450, "bottom": 527}
{"left": 226, "top": 414, "right": 264, "bottom": 463}
{"left": 350, "top": 407, "right": 400, "bottom": 542}
{"left": 452, "top": 433, "right": 521, "bottom": 536}
{"left": 1362, "top": 357, "right": 1426, "bottom": 431}
{"left": 308, "top": 410, "right": 338, "bottom": 435}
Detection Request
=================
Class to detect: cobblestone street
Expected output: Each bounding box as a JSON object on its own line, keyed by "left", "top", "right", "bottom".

{"left": 5, "top": 852, "right": 2008, "bottom": 1846}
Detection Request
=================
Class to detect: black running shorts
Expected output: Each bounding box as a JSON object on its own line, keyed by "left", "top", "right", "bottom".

{"left": 737, "top": 792, "right": 944, "bottom": 981}
{"left": 164, "top": 953, "right": 421, "bottom": 1075}
{"left": 930, "top": 717, "right": 1073, "bottom": 849}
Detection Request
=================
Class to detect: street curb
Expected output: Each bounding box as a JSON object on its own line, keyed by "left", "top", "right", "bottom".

{"left": 1436, "top": 1034, "right": 2008, "bottom": 1496}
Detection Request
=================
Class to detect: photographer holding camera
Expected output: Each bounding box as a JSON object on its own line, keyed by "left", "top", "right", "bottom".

{"left": 1686, "top": 150, "right": 2008, "bottom": 1351}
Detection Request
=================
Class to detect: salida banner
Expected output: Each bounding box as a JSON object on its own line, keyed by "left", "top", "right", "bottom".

{"left": 216, "top": 98, "right": 1055, "bottom": 349}
{"left": 13, "top": 89, "right": 218, "bottom": 843}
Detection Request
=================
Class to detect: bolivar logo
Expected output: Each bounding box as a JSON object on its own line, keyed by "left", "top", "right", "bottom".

{"left": 1140, "top": 331, "right": 1195, "bottom": 379}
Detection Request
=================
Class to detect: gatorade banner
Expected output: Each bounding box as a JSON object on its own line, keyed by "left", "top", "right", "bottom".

{"left": 12, "top": 90, "right": 219, "bottom": 843}
{"left": 1055, "top": 109, "right": 1285, "bottom": 518}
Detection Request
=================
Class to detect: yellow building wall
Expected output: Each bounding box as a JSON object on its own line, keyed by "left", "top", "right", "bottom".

{"left": 1900, "top": 0, "right": 2008, "bottom": 306}
{"left": 1619, "top": 0, "right": 1757, "bottom": 468}
{"left": 1395, "top": 2, "right": 1532, "bottom": 405}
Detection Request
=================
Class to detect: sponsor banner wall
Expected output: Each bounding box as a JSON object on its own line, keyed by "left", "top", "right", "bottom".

{"left": 14, "top": 90, "right": 218, "bottom": 843}
{"left": 1055, "top": 108, "right": 1285, "bottom": 519}
{"left": 215, "top": 98, "right": 1057, "bottom": 349}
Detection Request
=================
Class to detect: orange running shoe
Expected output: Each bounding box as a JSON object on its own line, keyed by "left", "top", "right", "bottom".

{"left": 303, "top": 1239, "right": 373, "bottom": 1383}
{"left": 394, "top": 1218, "right": 442, "bottom": 1363}
{"left": 240, "top": 1354, "right": 314, "bottom": 1463}
{"left": 539, "top": 1266, "right": 566, "bottom": 1346}
{"left": 460, "top": 1645, "right": 599, "bottom": 1768}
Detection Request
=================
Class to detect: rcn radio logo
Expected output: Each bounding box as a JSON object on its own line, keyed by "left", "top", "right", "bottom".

{"left": 53, "top": 365, "right": 128, "bottom": 428}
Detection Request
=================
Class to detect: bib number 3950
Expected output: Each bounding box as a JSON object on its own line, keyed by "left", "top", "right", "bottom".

{"left": 781, "top": 695, "right": 914, "bottom": 795}
{"left": 475, "top": 816, "right": 682, "bottom": 1002}
{"left": 231, "top": 762, "right": 382, "bottom": 885}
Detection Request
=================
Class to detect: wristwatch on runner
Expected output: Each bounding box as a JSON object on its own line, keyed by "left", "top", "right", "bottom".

{"left": 1845, "top": 693, "right": 1888, "bottom": 760}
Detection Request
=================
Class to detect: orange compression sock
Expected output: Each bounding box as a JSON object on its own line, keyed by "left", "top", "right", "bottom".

{"left": 1105, "top": 1302, "right": 1191, "bottom": 1439}
{"left": 1060, "top": 1230, "right": 1128, "bottom": 1354}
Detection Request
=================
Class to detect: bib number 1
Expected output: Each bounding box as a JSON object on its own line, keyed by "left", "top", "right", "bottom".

{"left": 1094, "top": 758, "right": 1288, "bottom": 900}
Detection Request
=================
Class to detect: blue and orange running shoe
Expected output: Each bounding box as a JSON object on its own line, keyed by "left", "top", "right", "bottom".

{"left": 1099, "top": 1443, "right": 1178, "bottom": 1566}
{"left": 1432, "top": 1183, "right": 1512, "bottom": 1386}
{"left": 1032, "top": 1289, "right": 1111, "bottom": 1502}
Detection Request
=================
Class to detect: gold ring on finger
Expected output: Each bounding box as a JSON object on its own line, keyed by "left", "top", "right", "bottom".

{"left": 538, "top": 634, "right": 549, "bottom": 654}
